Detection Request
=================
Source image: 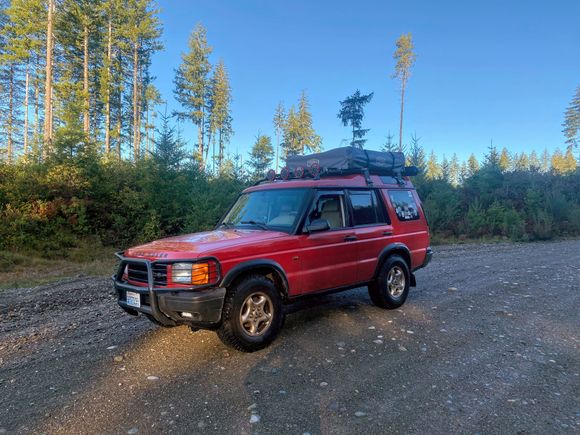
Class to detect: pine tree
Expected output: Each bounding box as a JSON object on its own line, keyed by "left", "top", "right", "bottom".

{"left": 382, "top": 131, "right": 396, "bottom": 152}
{"left": 449, "top": 153, "right": 460, "bottom": 186}
{"left": 499, "top": 147, "right": 511, "bottom": 172}
{"left": 562, "top": 84, "right": 580, "bottom": 148}
{"left": 459, "top": 161, "right": 468, "bottom": 183}
{"left": 483, "top": 145, "right": 500, "bottom": 168}
{"left": 551, "top": 148, "right": 565, "bottom": 174}
{"left": 440, "top": 154, "right": 450, "bottom": 182}
{"left": 529, "top": 150, "right": 541, "bottom": 171}
{"left": 154, "top": 109, "right": 185, "bottom": 169}
{"left": 540, "top": 148, "right": 550, "bottom": 173}
{"left": 174, "top": 23, "right": 212, "bottom": 166}
{"left": 563, "top": 145, "right": 577, "bottom": 173}
{"left": 126, "top": 0, "right": 162, "bottom": 161}
{"left": 4, "top": 0, "right": 45, "bottom": 157}
{"left": 337, "top": 89, "right": 373, "bottom": 148}
{"left": 43, "top": 0, "right": 55, "bottom": 158}
{"left": 144, "top": 83, "right": 162, "bottom": 155}
{"left": 513, "top": 152, "right": 529, "bottom": 171}
{"left": 248, "top": 134, "right": 274, "bottom": 177}
{"left": 207, "top": 59, "right": 232, "bottom": 171}
{"left": 392, "top": 33, "right": 416, "bottom": 151}
{"left": 425, "top": 150, "right": 441, "bottom": 180}
{"left": 272, "top": 102, "right": 285, "bottom": 171}
{"left": 407, "top": 132, "right": 426, "bottom": 173}
{"left": 282, "top": 92, "right": 321, "bottom": 158}
{"left": 467, "top": 153, "right": 480, "bottom": 177}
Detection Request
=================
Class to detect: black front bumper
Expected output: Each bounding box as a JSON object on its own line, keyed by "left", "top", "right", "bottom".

{"left": 112, "top": 253, "right": 226, "bottom": 328}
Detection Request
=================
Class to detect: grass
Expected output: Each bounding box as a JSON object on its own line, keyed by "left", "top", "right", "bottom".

{"left": 0, "top": 244, "right": 117, "bottom": 290}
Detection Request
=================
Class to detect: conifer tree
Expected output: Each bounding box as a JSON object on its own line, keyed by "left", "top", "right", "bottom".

{"left": 529, "top": 150, "right": 541, "bottom": 171}
{"left": 540, "top": 148, "right": 551, "bottom": 173}
{"left": 425, "top": 150, "right": 441, "bottom": 180}
{"left": 392, "top": 33, "right": 416, "bottom": 151}
{"left": 407, "top": 132, "right": 426, "bottom": 173}
{"left": 282, "top": 91, "right": 321, "bottom": 158}
{"left": 43, "top": 0, "right": 55, "bottom": 157}
{"left": 248, "top": 134, "right": 274, "bottom": 177}
{"left": 449, "top": 153, "right": 460, "bottom": 186}
{"left": 174, "top": 23, "right": 212, "bottom": 166}
{"left": 207, "top": 60, "right": 232, "bottom": 170}
{"left": 562, "top": 84, "right": 580, "bottom": 148}
{"left": 483, "top": 145, "right": 500, "bottom": 168}
{"left": 272, "top": 102, "right": 285, "bottom": 171}
{"left": 382, "top": 131, "right": 396, "bottom": 152}
{"left": 467, "top": 153, "right": 480, "bottom": 177}
{"left": 154, "top": 109, "right": 185, "bottom": 169}
{"left": 499, "top": 147, "right": 511, "bottom": 172}
{"left": 513, "top": 152, "right": 529, "bottom": 171}
{"left": 337, "top": 89, "right": 373, "bottom": 148}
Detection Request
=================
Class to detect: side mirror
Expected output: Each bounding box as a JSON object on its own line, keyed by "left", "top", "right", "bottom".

{"left": 306, "top": 218, "right": 330, "bottom": 233}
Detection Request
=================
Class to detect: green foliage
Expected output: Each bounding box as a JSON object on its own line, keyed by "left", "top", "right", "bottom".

{"left": 248, "top": 134, "right": 274, "bottom": 179}
{"left": 337, "top": 89, "right": 373, "bottom": 148}
{"left": 282, "top": 91, "right": 321, "bottom": 158}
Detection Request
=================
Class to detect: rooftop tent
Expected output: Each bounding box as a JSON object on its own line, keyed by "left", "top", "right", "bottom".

{"left": 286, "top": 146, "right": 406, "bottom": 176}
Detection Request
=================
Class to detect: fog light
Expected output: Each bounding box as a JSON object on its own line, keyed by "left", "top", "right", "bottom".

{"left": 181, "top": 312, "right": 193, "bottom": 319}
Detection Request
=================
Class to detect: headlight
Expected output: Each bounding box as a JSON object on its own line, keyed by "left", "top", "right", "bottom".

{"left": 171, "top": 262, "right": 210, "bottom": 285}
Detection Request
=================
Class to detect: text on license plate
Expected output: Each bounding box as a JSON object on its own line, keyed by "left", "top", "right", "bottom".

{"left": 126, "top": 291, "right": 141, "bottom": 308}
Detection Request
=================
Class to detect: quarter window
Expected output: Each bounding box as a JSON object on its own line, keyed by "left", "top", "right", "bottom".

{"left": 388, "top": 190, "right": 420, "bottom": 221}
{"left": 348, "top": 190, "right": 387, "bottom": 226}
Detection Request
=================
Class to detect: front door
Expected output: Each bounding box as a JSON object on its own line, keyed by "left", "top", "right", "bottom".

{"left": 297, "top": 190, "right": 358, "bottom": 294}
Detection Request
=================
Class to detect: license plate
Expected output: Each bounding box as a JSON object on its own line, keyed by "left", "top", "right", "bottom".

{"left": 126, "top": 291, "right": 141, "bottom": 308}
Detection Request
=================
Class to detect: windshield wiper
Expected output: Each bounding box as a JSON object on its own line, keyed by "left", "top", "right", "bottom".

{"left": 240, "top": 220, "right": 269, "bottom": 230}
{"left": 219, "top": 222, "right": 234, "bottom": 229}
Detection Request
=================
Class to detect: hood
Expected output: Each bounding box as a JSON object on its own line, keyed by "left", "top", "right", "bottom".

{"left": 125, "top": 229, "right": 287, "bottom": 260}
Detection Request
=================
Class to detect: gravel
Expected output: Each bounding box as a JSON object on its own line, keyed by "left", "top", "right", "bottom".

{"left": 0, "top": 240, "right": 579, "bottom": 434}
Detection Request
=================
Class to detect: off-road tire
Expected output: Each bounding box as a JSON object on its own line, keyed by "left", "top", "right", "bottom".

{"left": 217, "top": 275, "right": 284, "bottom": 352}
{"left": 368, "top": 255, "right": 410, "bottom": 309}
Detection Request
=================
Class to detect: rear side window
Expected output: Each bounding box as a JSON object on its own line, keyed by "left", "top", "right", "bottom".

{"left": 388, "top": 190, "right": 420, "bottom": 221}
{"left": 348, "top": 190, "right": 387, "bottom": 226}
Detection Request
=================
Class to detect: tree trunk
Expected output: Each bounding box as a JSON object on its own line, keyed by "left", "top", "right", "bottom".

{"left": 104, "top": 17, "right": 112, "bottom": 154}
{"left": 197, "top": 122, "right": 203, "bottom": 166}
{"left": 145, "top": 100, "right": 150, "bottom": 155}
{"left": 219, "top": 129, "right": 223, "bottom": 170}
{"left": 34, "top": 61, "right": 40, "bottom": 155}
{"left": 132, "top": 40, "right": 140, "bottom": 161}
{"left": 43, "top": 0, "right": 55, "bottom": 159}
{"left": 83, "top": 25, "right": 90, "bottom": 137}
{"left": 24, "top": 64, "right": 30, "bottom": 155}
{"left": 275, "top": 131, "right": 279, "bottom": 172}
{"left": 7, "top": 64, "right": 14, "bottom": 162}
{"left": 398, "top": 77, "right": 406, "bottom": 152}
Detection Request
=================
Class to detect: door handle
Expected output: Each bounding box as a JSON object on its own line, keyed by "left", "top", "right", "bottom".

{"left": 383, "top": 231, "right": 393, "bottom": 236}
{"left": 344, "top": 235, "right": 357, "bottom": 242}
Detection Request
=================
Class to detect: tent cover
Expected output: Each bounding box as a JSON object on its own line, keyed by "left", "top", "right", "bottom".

{"left": 286, "top": 147, "right": 405, "bottom": 175}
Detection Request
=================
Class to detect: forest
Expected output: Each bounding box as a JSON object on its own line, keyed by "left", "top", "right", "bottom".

{"left": 0, "top": 0, "right": 579, "bottom": 260}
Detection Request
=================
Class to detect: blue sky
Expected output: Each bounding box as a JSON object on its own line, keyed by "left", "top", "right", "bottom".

{"left": 151, "top": 0, "right": 580, "bottom": 162}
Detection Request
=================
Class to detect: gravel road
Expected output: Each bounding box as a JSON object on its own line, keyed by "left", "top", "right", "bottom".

{"left": 1, "top": 241, "right": 579, "bottom": 434}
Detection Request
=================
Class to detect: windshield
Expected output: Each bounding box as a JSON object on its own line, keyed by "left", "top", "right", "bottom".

{"left": 221, "top": 188, "right": 310, "bottom": 232}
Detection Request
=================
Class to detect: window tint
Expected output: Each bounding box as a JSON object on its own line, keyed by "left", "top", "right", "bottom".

{"left": 309, "top": 194, "right": 345, "bottom": 229}
{"left": 348, "top": 190, "right": 387, "bottom": 226}
{"left": 388, "top": 190, "right": 420, "bottom": 221}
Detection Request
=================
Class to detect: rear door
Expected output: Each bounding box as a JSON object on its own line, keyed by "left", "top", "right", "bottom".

{"left": 297, "top": 190, "right": 358, "bottom": 294}
{"left": 346, "top": 189, "right": 393, "bottom": 282}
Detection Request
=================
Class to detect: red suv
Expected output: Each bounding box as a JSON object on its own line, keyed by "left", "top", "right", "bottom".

{"left": 113, "top": 148, "right": 432, "bottom": 351}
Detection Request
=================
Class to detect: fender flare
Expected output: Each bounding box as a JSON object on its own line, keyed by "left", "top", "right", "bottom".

{"left": 220, "top": 259, "right": 290, "bottom": 297}
{"left": 374, "top": 243, "right": 412, "bottom": 279}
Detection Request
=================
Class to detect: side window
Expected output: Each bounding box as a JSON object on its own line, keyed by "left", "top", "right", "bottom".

{"left": 348, "top": 190, "right": 388, "bottom": 226}
{"left": 308, "top": 194, "right": 346, "bottom": 229}
{"left": 388, "top": 190, "right": 420, "bottom": 221}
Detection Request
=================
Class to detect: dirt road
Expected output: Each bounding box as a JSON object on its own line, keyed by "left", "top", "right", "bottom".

{"left": 1, "top": 241, "right": 579, "bottom": 434}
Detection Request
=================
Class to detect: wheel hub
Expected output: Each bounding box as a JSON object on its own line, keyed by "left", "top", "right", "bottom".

{"left": 240, "top": 292, "right": 273, "bottom": 336}
{"left": 387, "top": 266, "right": 405, "bottom": 298}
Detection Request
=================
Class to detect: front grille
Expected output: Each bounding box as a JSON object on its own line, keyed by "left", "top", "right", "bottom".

{"left": 127, "top": 263, "right": 168, "bottom": 286}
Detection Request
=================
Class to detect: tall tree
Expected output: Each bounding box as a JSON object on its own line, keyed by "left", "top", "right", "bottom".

{"left": 272, "top": 102, "right": 285, "bottom": 171}
{"left": 174, "top": 23, "right": 212, "bottom": 166}
{"left": 126, "top": 0, "right": 162, "bottom": 160}
{"left": 154, "top": 109, "right": 185, "bottom": 169}
{"left": 207, "top": 59, "right": 232, "bottom": 170}
{"left": 529, "top": 150, "right": 541, "bottom": 171}
{"left": 43, "top": 0, "right": 55, "bottom": 158}
{"left": 449, "top": 153, "right": 460, "bottom": 186}
{"left": 282, "top": 91, "right": 321, "bottom": 158}
{"left": 337, "top": 89, "right": 373, "bottom": 148}
{"left": 248, "top": 134, "right": 274, "bottom": 178}
{"left": 540, "top": 148, "right": 550, "bottom": 173}
{"left": 513, "top": 152, "right": 529, "bottom": 171}
{"left": 392, "top": 33, "right": 416, "bottom": 151}
{"left": 562, "top": 84, "right": 580, "bottom": 149}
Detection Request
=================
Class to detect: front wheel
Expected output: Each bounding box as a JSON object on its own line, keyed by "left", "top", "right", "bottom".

{"left": 217, "top": 275, "right": 284, "bottom": 352}
{"left": 368, "top": 255, "right": 410, "bottom": 309}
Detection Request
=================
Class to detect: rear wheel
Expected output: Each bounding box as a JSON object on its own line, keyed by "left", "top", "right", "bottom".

{"left": 368, "top": 255, "right": 410, "bottom": 309}
{"left": 217, "top": 275, "right": 284, "bottom": 352}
